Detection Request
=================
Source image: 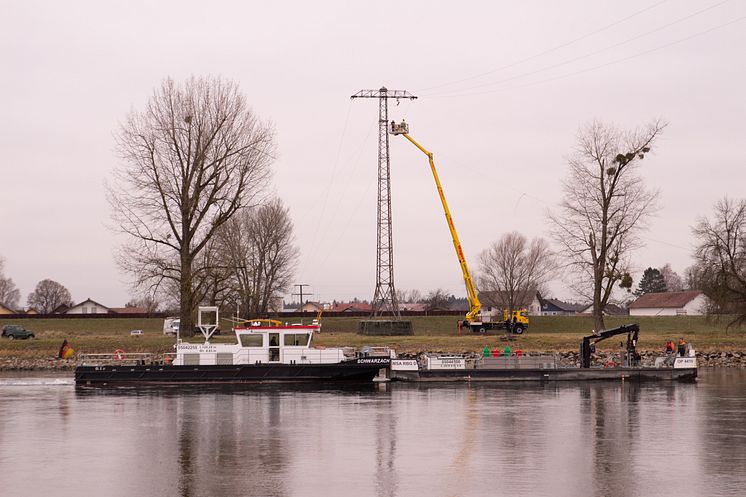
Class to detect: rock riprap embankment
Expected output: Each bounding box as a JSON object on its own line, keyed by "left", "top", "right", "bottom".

{"left": 2, "top": 350, "right": 745, "bottom": 370}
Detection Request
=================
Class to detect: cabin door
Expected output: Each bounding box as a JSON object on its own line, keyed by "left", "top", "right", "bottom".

{"left": 268, "top": 333, "right": 280, "bottom": 362}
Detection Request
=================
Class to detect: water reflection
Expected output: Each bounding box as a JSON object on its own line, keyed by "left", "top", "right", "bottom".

{"left": 1, "top": 372, "right": 745, "bottom": 497}
{"left": 374, "top": 393, "right": 397, "bottom": 497}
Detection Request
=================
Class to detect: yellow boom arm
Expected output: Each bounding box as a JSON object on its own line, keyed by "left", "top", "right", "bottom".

{"left": 399, "top": 133, "right": 481, "bottom": 322}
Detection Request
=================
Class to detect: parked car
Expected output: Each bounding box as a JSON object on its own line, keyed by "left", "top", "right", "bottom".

{"left": 1, "top": 324, "right": 35, "bottom": 340}
{"left": 163, "top": 317, "right": 179, "bottom": 336}
{"left": 130, "top": 329, "right": 143, "bottom": 337}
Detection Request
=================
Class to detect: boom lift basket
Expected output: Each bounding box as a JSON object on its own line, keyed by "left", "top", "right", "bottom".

{"left": 390, "top": 121, "right": 409, "bottom": 135}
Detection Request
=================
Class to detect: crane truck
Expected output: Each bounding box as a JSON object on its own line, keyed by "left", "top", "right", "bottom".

{"left": 390, "top": 120, "right": 528, "bottom": 334}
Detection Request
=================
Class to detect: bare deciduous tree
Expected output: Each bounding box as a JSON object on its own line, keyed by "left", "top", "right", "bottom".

{"left": 477, "top": 232, "right": 555, "bottom": 314}
{"left": 190, "top": 235, "right": 235, "bottom": 313}
{"left": 216, "top": 198, "right": 298, "bottom": 317}
{"left": 0, "top": 257, "right": 20, "bottom": 310}
{"left": 550, "top": 120, "right": 665, "bottom": 331}
{"left": 109, "top": 76, "right": 275, "bottom": 333}
{"left": 27, "top": 279, "right": 73, "bottom": 314}
{"left": 692, "top": 197, "right": 746, "bottom": 326}
{"left": 659, "top": 263, "right": 683, "bottom": 292}
{"left": 396, "top": 289, "right": 422, "bottom": 304}
{"left": 424, "top": 288, "right": 452, "bottom": 311}
{"left": 126, "top": 295, "right": 161, "bottom": 313}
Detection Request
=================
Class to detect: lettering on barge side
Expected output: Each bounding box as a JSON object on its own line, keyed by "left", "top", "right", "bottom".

{"left": 673, "top": 357, "right": 697, "bottom": 369}
{"left": 391, "top": 359, "right": 418, "bottom": 371}
{"left": 177, "top": 344, "right": 218, "bottom": 353}
{"left": 357, "top": 358, "right": 391, "bottom": 364}
{"left": 428, "top": 357, "right": 466, "bottom": 370}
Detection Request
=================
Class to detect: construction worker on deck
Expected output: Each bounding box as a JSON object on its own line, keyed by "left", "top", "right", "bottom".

{"left": 678, "top": 338, "right": 687, "bottom": 357}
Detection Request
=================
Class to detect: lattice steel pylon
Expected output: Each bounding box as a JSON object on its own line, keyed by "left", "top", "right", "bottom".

{"left": 351, "top": 87, "right": 417, "bottom": 317}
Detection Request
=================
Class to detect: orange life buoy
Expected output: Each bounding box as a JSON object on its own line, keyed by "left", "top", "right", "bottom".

{"left": 114, "top": 349, "right": 126, "bottom": 360}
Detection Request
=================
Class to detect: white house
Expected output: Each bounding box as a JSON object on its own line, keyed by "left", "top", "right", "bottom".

{"left": 65, "top": 298, "right": 112, "bottom": 315}
{"left": 628, "top": 290, "right": 707, "bottom": 316}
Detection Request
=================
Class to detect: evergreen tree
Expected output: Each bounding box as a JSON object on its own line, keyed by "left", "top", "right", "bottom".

{"left": 634, "top": 267, "right": 667, "bottom": 296}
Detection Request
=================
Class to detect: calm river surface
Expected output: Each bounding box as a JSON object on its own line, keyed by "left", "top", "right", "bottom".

{"left": 1, "top": 369, "right": 745, "bottom": 497}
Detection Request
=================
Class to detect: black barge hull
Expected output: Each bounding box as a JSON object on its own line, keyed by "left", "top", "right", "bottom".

{"left": 393, "top": 367, "right": 697, "bottom": 383}
{"left": 76, "top": 360, "right": 388, "bottom": 386}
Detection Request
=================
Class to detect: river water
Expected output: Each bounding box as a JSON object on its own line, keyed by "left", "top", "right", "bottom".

{"left": 1, "top": 369, "right": 745, "bottom": 497}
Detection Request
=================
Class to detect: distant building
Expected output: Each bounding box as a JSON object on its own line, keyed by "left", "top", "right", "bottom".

{"left": 65, "top": 298, "right": 112, "bottom": 315}
{"left": 330, "top": 302, "right": 373, "bottom": 313}
{"left": 300, "top": 301, "right": 325, "bottom": 313}
{"left": 578, "top": 303, "right": 629, "bottom": 316}
{"left": 53, "top": 304, "right": 71, "bottom": 314}
{"left": 628, "top": 291, "right": 707, "bottom": 316}
{"left": 537, "top": 295, "right": 586, "bottom": 316}
{"left": 0, "top": 303, "right": 15, "bottom": 314}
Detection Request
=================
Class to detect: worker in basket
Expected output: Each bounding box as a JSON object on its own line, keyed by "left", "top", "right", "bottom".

{"left": 678, "top": 338, "right": 687, "bottom": 357}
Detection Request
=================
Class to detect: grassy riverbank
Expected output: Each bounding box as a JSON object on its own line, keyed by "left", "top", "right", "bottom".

{"left": 1, "top": 315, "right": 745, "bottom": 364}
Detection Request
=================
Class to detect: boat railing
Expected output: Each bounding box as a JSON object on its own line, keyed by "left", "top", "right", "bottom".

{"left": 359, "top": 346, "right": 394, "bottom": 358}
{"left": 79, "top": 352, "right": 155, "bottom": 366}
{"left": 476, "top": 355, "right": 558, "bottom": 370}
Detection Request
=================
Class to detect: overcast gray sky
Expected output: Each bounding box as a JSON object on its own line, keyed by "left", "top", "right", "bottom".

{"left": 2, "top": 0, "right": 745, "bottom": 307}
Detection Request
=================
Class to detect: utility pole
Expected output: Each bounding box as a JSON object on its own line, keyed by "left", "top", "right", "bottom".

{"left": 292, "top": 284, "right": 312, "bottom": 313}
{"left": 351, "top": 87, "right": 417, "bottom": 318}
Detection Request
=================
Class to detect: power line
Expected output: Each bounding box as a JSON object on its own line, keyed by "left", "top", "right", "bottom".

{"left": 417, "top": 0, "right": 670, "bottom": 93}
{"left": 425, "top": 0, "right": 733, "bottom": 98}
{"left": 305, "top": 102, "right": 352, "bottom": 264}
{"left": 427, "top": 12, "right": 746, "bottom": 99}
{"left": 298, "top": 110, "right": 377, "bottom": 285}
{"left": 301, "top": 117, "right": 378, "bottom": 284}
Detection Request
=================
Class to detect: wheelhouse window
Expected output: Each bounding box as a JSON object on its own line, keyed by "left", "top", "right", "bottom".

{"left": 239, "top": 334, "right": 264, "bottom": 347}
{"left": 283, "top": 333, "right": 309, "bottom": 346}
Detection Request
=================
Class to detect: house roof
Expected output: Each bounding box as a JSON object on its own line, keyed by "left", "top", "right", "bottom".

{"left": 0, "top": 302, "right": 15, "bottom": 313}
{"left": 542, "top": 298, "right": 586, "bottom": 313}
{"left": 628, "top": 290, "right": 703, "bottom": 309}
{"left": 53, "top": 304, "right": 70, "bottom": 314}
{"left": 67, "top": 298, "right": 112, "bottom": 313}
{"left": 330, "top": 302, "right": 372, "bottom": 312}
